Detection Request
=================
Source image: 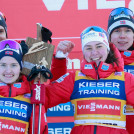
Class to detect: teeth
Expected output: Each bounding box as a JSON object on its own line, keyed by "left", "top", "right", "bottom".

{"left": 4, "top": 75, "right": 13, "bottom": 77}
{"left": 118, "top": 42, "right": 127, "bottom": 44}
{"left": 92, "top": 58, "right": 99, "bottom": 61}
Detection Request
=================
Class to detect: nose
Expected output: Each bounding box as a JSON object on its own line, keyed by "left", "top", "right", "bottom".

{"left": 119, "top": 31, "right": 126, "bottom": 38}
{"left": 5, "top": 65, "right": 12, "bottom": 73}
{"left": 91, "top": 49, "right": 98, "bottom": 55}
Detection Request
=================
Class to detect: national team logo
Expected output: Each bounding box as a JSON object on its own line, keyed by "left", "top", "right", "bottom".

{"left": 78, "top": 72, "right": 85, "bottom": 76}
{"left": 24, "top": 93, "right": 31, "bottom": 98}
{"left": 99, "top": 33, "right": 104, "bottom": 38}
{"left": 84, "top": 64, "right": 93, "bottom": 69}
{"left": 5, "top": 51, "right": 13, "bottom": 55}
{"left": 120, "top": 20, "right": 126, "bottom": 24}
{"left": 115, "top": 72, "right": 122, "bottom": 76}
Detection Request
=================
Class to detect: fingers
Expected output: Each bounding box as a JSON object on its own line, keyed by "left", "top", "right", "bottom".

{"left": 56, "top": 40, "right": 75, "bottom": 54}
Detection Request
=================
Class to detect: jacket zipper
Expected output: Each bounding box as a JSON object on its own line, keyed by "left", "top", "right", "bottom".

{"left": 94, "top": 125, "right": 97, "bottom": 134}
{"left": 9, "top": 85, "right": 11, "bottom": 97}
{"left": 93, "top": 62, "right": 101, "bottom": 134}
{"left": 94, "top": 62, "right": 100, "bottom": 80}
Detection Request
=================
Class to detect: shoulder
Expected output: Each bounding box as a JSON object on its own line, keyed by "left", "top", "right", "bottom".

{"left": 124, "top": 72, "right": 134, "bottom": 80}
{"left": 124, "top": 72, "right": 134, "bottom": 93}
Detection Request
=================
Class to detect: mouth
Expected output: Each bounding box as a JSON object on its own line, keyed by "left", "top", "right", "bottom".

{"left": 91, "top": 57, "right": 100, "bottom": 61}
{"left": 118, "top": 41, "right": 128, "bottom": 45}
{"left": 4, "top": 74, "right": 14, "bottom": 78}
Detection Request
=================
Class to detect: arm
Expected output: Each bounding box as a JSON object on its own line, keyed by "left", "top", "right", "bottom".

{"left": 50, "top": 40, "right": 75, "bottom": 82}
{"left": 45, "top": 71, "right": 75, "bottom": 109}
{"left": 50, "top": 55, "right": 67, "bottom": 82}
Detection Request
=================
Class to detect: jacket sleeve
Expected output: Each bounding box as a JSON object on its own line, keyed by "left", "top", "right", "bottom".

{"left": 125, "top": 72, "right": 134, "bottom": 105}
{"left": 50, "top": 55, "right": 67, "bottom": 82}
{"left": 17, "top": 40, "right": 67, "bottom": 82}
{"left": 45, "top": 71, "right": 75, "bottom": 109}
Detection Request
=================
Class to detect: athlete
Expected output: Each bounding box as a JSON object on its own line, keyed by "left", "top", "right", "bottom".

{"left": 44, "top": 26, "right": 134, "bottom": 134}
{"left": 107, "top": 7, "right": 134, "bottom": 134}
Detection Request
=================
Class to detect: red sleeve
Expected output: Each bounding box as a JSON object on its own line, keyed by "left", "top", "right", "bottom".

{"left": 50, "top": 55, "right": 67, "bottom": 82}
{"left": 45, "top": 71, "right": 75, "bottom": 109}
{"left": 125, "top": 72, "right": 134, "bottom": 105}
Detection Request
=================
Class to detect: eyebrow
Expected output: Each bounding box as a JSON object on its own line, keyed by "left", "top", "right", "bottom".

{"left": 85, "top": 43, "right": 103, "bottom": 47}
{"left": 0, "top": 63, "right": 18, "bottom": 64}
{"left": 96, "top": 43, "right": 103, "bottom": 45}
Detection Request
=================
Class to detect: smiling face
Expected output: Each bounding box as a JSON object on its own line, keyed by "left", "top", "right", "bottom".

{"left": 110, "top": 27, "right": 134, "bottom": 51}
{"left": 0, "top": 56, "right": 20, "bottom": 84}
{"left": 0, "top": 25, "right": 6, "bottom": 41}
{"left": 83, "top": 41, "right": 109, "bottom": 65}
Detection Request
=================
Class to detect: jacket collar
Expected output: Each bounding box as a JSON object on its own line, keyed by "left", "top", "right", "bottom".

{"left": 120, "top": 42, "right": 134, "bottom": 65}
{"left": 0, "top": 75, "right": 31, "bottom": 97}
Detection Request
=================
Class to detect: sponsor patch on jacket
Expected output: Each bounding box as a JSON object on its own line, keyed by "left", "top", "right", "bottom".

{"left": 0, "top": 119, "right": 26, "bottom": 133}
{"left": 77, "top": 99, "right": 121, "bottom": 116}
{"left": 0, "top": 83, "right": 7, "bottom": 86}
{"left": 13, "top": 83, "right": 21, "bottom": 88}
{"left": 56, "top": 73, "right": 69, "bottom": 83}
{"left": 78, "top": 72, "right": 85, "bottom": 76}
{"left": 115, "top": 72, "right": 122, "bottom": 76}
{"left": 84, "top": 64, "right": 93, "bottom": 69}
{"left": 24, "top": 93, "right": 31, "bottom": 98}
{"left": 124, "top": 51, "right": 132, "bottom": 57}
{"left": 101, "top": 64, "right": 109, "bottom": 71}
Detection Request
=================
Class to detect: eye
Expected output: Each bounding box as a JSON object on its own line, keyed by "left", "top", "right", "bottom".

{"left": 114, "top": 29, "right": 119, "bottom": 32}
{"left": 11, "top": 63, "right": 18, "bottom": 68}
{"left": 126, "top": 29, "right": 132, "bottom": 32}
{"left": 0, "top": 63, "right": 6, "bottom": 67}
{"left": 0, "top": 29, "right": 5, "bottom": 33}
{"left": 96, "top": 45, "right": 102, "bottom": 48}
{"left": 84, "top": 46, "right": 92, "bottom": 51}
{"left": 86, "top": 47, "right": 92, "bottom": 50}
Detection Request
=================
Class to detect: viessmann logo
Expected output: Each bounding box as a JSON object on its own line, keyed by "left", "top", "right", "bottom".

{"left": 77, "top": 100, "right": 121, "bottom": 116}
{"left": 0, "top": 119, "right": 26, "bottom": 133}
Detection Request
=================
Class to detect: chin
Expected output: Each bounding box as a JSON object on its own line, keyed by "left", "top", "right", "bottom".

{"left": 119, "top": 48, "right": 126, "bottom": 51}
{"left": 3, "top": 79, "right": 14, "bottom": 84}
{"left": 5, "top": 81, "right": 13, "bottom": 84}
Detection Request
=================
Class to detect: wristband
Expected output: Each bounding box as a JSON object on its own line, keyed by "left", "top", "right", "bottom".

{"left": 55, "top": 51, "right": 68, "bottom": 58}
